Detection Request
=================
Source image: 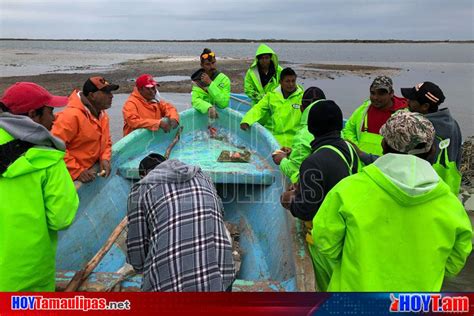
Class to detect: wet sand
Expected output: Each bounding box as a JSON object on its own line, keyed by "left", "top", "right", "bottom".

{"left": 0, "top": 56, "right": 400, "bottom": 96}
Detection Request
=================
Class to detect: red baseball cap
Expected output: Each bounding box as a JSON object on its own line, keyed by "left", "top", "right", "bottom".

{"left": 136, "top": 74, "right": 160, "bottom": 89}
{"left": 0, "top": 82, "right": 68, "bottom": 114}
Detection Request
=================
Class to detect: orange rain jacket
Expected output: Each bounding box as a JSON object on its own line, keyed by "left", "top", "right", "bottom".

{"left": 51, "top": 90, "right": 112, "bottom": 180}
{"left": 122, "top": 88, "right": 180, "bottom": 136}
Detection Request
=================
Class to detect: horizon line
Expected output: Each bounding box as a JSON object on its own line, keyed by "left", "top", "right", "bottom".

{"left": 1, "top": 38, "right": 473, "bottom": 43}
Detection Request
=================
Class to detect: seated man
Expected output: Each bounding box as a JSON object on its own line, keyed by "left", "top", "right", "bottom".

{"left": 402, "top": 81, "right": 462, "bottom": 195}
{"left": 52, "top": 76, "right": 119, "bottom": 183}
{"left": 273, "top": 87, "right": 327, "bottom": 183}
{"left": 240, "top": 67, "right": 303, "bottom": 147}
{"left": 244, "top": 44, "right": 282, "bottom": 105}
{"left": 122, "top": 74, "right": 179, "bottom": 136}
{"left": 311, "top": 111, "right": 472, "bottom": 292}
{"left": 191, "top": 48, "right": 231, "bottom": 119}
{"left": 342, "top": 76, "right": 407, "bottom": 155}
{"left": 0, "top": 82, "right": 79, "bottom": 291}
{"left": 126, "top": 154, "right": 235, "bottom": 292}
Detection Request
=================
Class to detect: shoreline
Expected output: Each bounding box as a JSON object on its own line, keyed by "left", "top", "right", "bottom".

{"left": 0, "top": 55, "right": 401, "bottom": 96}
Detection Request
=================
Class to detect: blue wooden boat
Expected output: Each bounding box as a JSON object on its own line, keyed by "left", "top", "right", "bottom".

{"left": 56, "top": 94, "right": 314, "bottom": 292}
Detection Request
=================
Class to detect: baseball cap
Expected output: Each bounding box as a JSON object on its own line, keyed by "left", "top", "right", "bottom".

{"left": 136, "top": 74, "right": 160, "bottom": 89}
{"left": 380, "top": 111, "right": 435, "bottom": 155}
{"left": 82, "top": 76, "right": 119, "bottom": 96}
{"left": 401, "top": 82, "right": 445, "bottom": 107}
{"left": 0, "top": 82, "right": 68, "bottom": 114}
{"left": 370, "top": 76, "right": 393, "bottom": 92}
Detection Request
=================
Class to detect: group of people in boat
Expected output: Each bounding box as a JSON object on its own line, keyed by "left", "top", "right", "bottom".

{"left": 0, "top": 44, "right": 471, "bottom": 292}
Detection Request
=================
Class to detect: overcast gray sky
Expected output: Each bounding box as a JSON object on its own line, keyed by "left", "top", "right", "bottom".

{"left": 0, "top": 0, "right": 473, "bottom": 40}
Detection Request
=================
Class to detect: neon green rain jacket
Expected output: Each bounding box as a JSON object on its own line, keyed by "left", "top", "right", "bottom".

{"left": 279, "top": 100, "right": 324, "bottom": 183}
{"left": 244, "top": 44, "right": 283, "bottom": 105}
{"left": 310, "top": 154, "right": 472, "bottom": 292}
{"left": 0, "top": 127, "right": 79, "bottom": 291}
{"left": 241, "top": 85, "right": 304, "bottom": 147}
{"left": 192, "top": 72, "right": 231, "bottom": 114}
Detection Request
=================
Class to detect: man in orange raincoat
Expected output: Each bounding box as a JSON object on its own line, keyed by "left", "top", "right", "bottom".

{"left": 122, "top": 74, "right": 179, "bottom": 137}
{"left": 52, "top": 76, "right": 119, "bottom": 183}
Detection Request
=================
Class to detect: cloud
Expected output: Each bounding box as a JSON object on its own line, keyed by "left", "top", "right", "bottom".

{"left": 0, "top": 0, "right": 472, "bottom": 40}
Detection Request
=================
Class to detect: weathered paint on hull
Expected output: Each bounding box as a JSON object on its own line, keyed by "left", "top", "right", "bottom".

{"left": 56, "top": 95, "right": 314, "bottom": 291}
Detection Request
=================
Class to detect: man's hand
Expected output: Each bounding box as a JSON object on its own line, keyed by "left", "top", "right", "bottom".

{"left": 280, "top": 189, "right": 296, "bottom": 210}
{"left": 160, "top": 118, "right": 171, "bottom": 133}
{"left": 201, "top": 73, "right": 212, "bottom": 86}
{"left": 208, "top": 107, "right": 218, "bottom": 119}
{"left": 78, "top": 169, "right": 96, "bottom": 183}
{"left": 170, "top": 118, "right": 179, "bottom": 129}
{"left": 99, "top": 159, "right": 111, "bottom": 177}
{"left": 272, "top": 149, "right": 288, "bottom": 165}
{"left": 240, "top": 123, "right": 250, "bottom": 131}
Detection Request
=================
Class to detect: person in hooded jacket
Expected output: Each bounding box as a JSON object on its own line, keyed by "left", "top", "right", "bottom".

{"left": 281, "top": 99, "right": 361, "bottom": 221}
{"left": 401, "top": 81, "right": 462, "bottom": 195}
{"left": 51, "top": 76, "right": 118, "bottom": 183}
{"left": 272, "top": 87, "right": 327, "bottom": 183}
{"left": 126, "top": 154, "right": 235, "bottom": 292}
{"left": 310, "top": 111, "right": 472, "bottom": 292}
{"left": 244, "top": 44, "right": 283, "bottom": 105}
{"left": 0, "top": 82, "right": 79, "bottom": 291}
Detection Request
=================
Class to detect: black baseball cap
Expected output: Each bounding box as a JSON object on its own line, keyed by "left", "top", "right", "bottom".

{"left": 83, "top": 76, "right": 119, "bottom": 96}
{"left": 401, "top": 82, "right": 445, "bottom": 107}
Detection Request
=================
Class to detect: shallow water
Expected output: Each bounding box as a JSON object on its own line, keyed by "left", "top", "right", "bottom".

{"left": 2, "top": 40, "right": 473, "bottom": 136}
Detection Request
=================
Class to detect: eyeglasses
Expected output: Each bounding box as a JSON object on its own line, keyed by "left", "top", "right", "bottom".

{"left": 201, "top": 52, "right": 215, "bottom": 60}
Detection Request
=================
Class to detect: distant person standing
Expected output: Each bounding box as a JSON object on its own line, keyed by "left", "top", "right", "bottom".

{"left": 0, "top": 82, "right": 79, "bottom": 291}
{"left": 191, "top": 48, "right": 231, "bottom": 119}
{"left": 244, "top": 44, "right": 283, "bottom": 105}
{"left": 240, "top": 67, "right": 303, "bottom": 147}
{"left": 52, "top": 76, "right": 118, "bottom": 183}
{"left": 343, "top": 76, "right": 407, "bottom": 155}
{"left": 401, "top": 81, "right": 462, "bottom": 195}
{"left": 122, "top": 74, "right": 179, "bottom": 137}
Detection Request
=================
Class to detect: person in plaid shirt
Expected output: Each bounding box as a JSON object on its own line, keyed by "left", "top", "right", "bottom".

{"left": 126, "top": 153, "right": 235, "bottom": 291}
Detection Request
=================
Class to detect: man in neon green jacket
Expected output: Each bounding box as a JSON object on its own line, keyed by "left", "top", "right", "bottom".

{"left": 272, "top": 87, "right": 326, "bottom": 183}
{"left": 310, "top": 111, "right": 472, "bottom": 292}
{"left": 244, "top": 44, "right": 282, "bottom": 105}
{"left": 240, "top": 68, "right": 303, "bottom": 147}
{"left": 0, "top": 82, "right": 79, "bottom": 291}
{"left": 191, "top": 48, "right": 231, "bottom": 119}
{"left": 342, "top": 76, "right": 407, "bottom": 155}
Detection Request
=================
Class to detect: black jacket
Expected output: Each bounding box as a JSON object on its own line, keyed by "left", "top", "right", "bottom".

{"left": 290, "top": 131, "right": 358, "bottom": 221}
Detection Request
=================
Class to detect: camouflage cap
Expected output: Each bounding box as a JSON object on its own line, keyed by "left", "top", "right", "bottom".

{"left": 380, "top": 111, "right": 435, "bottom": 155}
{"left": 370, "top": 75, "right": 393, "bottom": 92}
